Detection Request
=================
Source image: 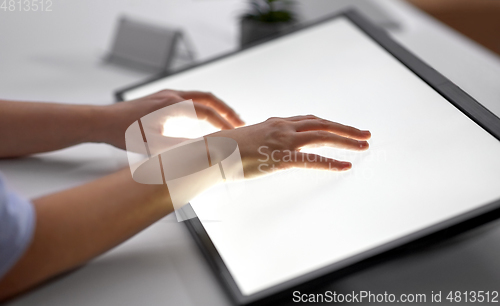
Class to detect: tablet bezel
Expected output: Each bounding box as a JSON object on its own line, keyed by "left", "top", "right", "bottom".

{"left": 116, "top": 10, "right": 500, "bottom": 305}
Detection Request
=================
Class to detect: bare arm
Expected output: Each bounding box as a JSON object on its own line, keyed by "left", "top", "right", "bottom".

{"left": 0, "top": 92, "right": 370, "bottom": 301}
{"left": 0, "top": 168, "right": 172, "bottom": 300}
{"left": 0, "top": 90, "right": 245, "bottom": 299}
{"left": 0, "top": 90, "right": 244, "bottom": 158}
{"left": 0, "top": 100, "right": 106, "bottom": 158}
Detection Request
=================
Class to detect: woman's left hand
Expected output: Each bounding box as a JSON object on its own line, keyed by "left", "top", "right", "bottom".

{"left": 100, "top": 89, "right": 245, "bottom": 149}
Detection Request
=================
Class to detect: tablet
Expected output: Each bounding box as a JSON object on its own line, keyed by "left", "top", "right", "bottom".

{"left": 116, "top": 11, "right": 500, "bottom": 305}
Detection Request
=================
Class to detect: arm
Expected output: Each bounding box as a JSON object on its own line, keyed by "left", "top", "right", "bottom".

{"left": 0, "top": 100, "right": 104, "bottom": 158}
{"left": 0, "top": 90, "right": 244, "bottom": 158}
{"left": 0, "top": 98, "right": 370, "bottom": 301}
{"left": 0, "top": 168, "right": 172, "bottom": 300}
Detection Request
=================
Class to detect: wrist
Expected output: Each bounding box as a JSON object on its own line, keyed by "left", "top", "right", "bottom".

{"left": 90, "top": 103, "right": 146, "bottom": 149}
{"left": 84, "top": 105, "right": 116, "bottom": 145}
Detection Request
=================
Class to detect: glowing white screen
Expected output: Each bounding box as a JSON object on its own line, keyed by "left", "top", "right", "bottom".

{"left": 123, "top": 17, "right": 500, "bottom": 296}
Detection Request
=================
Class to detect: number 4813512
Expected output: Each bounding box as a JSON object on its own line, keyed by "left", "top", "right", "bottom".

{"left": 0, "top": 0, "right": 53, "bottom": 11}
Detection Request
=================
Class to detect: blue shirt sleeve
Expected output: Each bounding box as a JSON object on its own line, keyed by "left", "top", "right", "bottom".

{"left": 0, "top": 174, "right": 35, "bottom": 279}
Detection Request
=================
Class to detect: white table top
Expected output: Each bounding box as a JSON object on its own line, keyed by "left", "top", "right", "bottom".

{"left": 2, "top": 0, "right": 500, "bottom": 305}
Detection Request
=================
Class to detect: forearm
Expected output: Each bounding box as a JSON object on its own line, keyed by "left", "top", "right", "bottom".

{"left": 0, "top": 100, "right": 110, "bottom": 158}
{"left": 0, "top": 90, "right": 245, "bottom": 158}
{"left": 0, "top": 168, "right": 173, "bottom": 300}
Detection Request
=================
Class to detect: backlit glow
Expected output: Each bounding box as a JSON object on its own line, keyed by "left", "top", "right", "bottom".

{"left": 162, "top": 116, "right": 220, "bottom": 139}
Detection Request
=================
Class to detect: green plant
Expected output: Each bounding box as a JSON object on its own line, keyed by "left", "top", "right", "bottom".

{"left": 243, "top": 0, "right": 296, "bottom": 23}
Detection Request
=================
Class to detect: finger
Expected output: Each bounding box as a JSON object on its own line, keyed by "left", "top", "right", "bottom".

{"left": 294, "top": 131, "right": 369, "bottom": 151}
{"left": 279, "top": 153, "right": 352, "bottom": 171}
{"left": 282, "top": 115, "right": 318, "bottom": 122}
{"left": 294, "top": 119, "right": 371, "bottom": 140}
{"left": 177, "top": 91, "right": 245, "bottom": 127}
{"left": 194, "top": 104, "right": 234, "bottom": 130}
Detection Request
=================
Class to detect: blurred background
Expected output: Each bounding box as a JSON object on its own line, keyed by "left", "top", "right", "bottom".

{"left": 1, "top": 0, "right": 498, "bottom": 105}
{"left": 1, "top": 1, "right": 500, "bottom": 305}
{"left": 408, "top": 0, "right": 500, "bottom": 55}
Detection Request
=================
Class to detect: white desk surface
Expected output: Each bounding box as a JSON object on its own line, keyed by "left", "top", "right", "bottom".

{"left": 1, "top": 0, "right": 500, "bottom": 305}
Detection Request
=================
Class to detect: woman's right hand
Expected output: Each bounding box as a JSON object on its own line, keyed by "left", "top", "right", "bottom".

{"left": 207, "top": 115, "right": 371, "bottom": 179}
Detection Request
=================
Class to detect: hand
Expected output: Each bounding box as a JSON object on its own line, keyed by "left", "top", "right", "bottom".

{"left": 208, "top": 115, "right": 371, "bottom": 178}
{"left": 101, "top": 90, "right": 245, "bottom": 149}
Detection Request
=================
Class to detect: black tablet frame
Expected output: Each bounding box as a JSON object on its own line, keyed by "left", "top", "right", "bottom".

{"left": 116, "top": 10, "right": 500, "bottom": 306}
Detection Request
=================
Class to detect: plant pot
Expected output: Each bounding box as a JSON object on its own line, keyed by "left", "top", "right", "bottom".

{"left": 240, "top": 17, "right": 295, "bottom": 48}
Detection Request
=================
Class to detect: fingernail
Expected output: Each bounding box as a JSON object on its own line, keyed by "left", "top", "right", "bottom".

{"left": 359, "top": 141, "right": 369, "bottom": 149}
{"left": 342, "top": 162, "right": 352, "bottom": 170}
